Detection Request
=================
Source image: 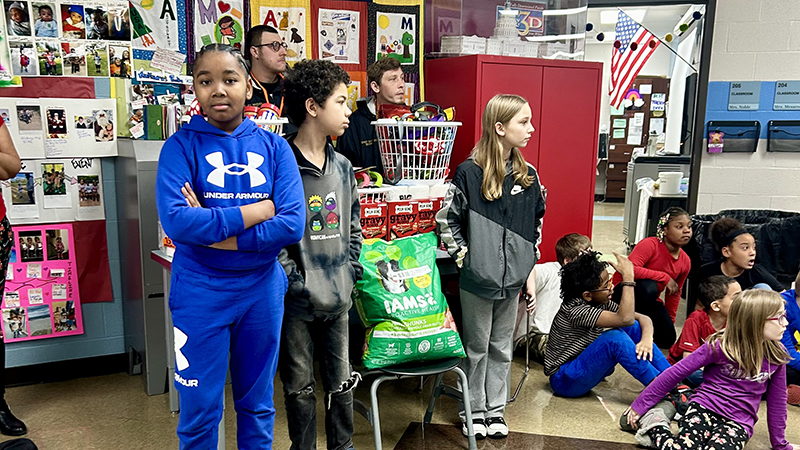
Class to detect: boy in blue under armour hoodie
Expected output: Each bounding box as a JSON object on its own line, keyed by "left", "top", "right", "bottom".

{"left": 278, "top": 59, "right": 362, "bottom": 450}
{"left": 155, "top": 45, "right": 305, "bottom": 450}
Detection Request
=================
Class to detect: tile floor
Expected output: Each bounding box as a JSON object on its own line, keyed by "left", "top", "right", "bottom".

{"left": 1, "top": 202, "right": 797, "bottom": 449}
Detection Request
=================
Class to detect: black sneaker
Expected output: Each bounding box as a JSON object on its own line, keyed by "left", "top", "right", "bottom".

{"left": 461, "top": 418, "right": 487, "bottom": 439}
{"left": 485, "top": 416, "right": 508, "bottom": 438}
{"left": 665, "top": 384, "right": 693, "bottom": 419}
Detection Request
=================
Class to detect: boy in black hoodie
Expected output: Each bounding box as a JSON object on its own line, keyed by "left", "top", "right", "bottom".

{"left": 335, "top": 57, "right": 406, "bottom": 176}
{"left": 279, "top": 59, "right": 362, "bottom": 450}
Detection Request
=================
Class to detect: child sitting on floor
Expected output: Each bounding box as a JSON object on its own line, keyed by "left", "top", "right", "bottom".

{"left": 627, "top": 289, "right": 796, "bottom": 450}
{"left": 697, "top": 217, "right": 783, "bottom": 291}
{"left": 514, "top": 233, "right": 591, "bottom": 364}
{"left": 544, "top": 250, "right": 671, "bottom": 398}
{"left": 610, "top": 207, "right": 692, "bottom": 349}
{"left": 782, "top": 269, "right": 800, "bottom": 406}
{"left": 668, "top": 275, "right": 741, "bottom": 387}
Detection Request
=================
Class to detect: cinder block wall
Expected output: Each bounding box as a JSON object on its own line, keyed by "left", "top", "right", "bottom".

{"left": 696, "top": 0, "right": 800, "bottom": 214}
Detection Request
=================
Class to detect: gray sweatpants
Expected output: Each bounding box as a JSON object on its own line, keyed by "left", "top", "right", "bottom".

{"left": 458, "top": 289, "right": 517, "bottom": 421}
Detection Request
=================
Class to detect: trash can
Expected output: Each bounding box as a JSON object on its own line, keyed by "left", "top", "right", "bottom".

{"left": 685, "top": 209, "right": 800, "bottom": 312}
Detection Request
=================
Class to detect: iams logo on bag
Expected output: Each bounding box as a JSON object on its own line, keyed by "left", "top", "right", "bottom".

{"left": 205, "top": 152, "right": 266, "bottom": 188}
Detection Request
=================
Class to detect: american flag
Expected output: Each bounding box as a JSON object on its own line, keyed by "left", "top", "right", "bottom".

{"left": 609, "top": 10, "right": 660, "bottom": 109}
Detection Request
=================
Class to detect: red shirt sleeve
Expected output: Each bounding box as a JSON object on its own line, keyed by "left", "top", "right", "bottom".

{"left": 673, "top": 311, "right": 712, "bottom": 357}
{"left": 0, "top": 115, "right": 5, "bottom": 127}
{"left": 629, "top": 238, "right": 671, "bottom": 287}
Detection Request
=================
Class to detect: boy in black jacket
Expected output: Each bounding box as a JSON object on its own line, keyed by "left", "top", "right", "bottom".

{"left": 335, "top": 57, "right": 406, "bottom": 176}
{"left": 279, "top": 59, "right": 362, "bottom": 450}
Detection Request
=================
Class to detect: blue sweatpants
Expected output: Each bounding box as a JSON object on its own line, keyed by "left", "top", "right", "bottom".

{"left": 169, "top": 261, "right": 287, "bottom": 450}
{"left": 549, "top": 321, "right": 671, "bottom": 397}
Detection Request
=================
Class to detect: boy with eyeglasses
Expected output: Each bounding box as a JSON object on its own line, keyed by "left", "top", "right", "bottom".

{"left": 245, "top": 26, "right": 287, "bottom": 107}
{"left": 544, "top": 251, "right": 670, "bottom": 398}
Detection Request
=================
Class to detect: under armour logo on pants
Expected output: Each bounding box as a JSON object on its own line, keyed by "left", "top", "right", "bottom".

{"left": 205, "top": 152, "right": 266, "bottom": 188}
{"left": 174, "top": 327, "right": 189, "bottom": 371}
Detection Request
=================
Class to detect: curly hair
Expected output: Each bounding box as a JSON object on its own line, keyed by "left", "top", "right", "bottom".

{"left": 560, "top": 250, "right": 608, "bottom": 301}
{"left": 283, "top": 59, "right": 350, "bottom": 127}
{"left": 709, "top": 217, "right": 746, "bottom": 251}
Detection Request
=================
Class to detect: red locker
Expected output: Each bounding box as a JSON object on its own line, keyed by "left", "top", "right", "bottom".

{"left": 425, "top": 55, "right": 602, "bottom": 262}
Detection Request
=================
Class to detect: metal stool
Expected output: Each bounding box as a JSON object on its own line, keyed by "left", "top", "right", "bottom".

{"left": 354, "top": 357, "right": 477, "bottom": 450}
{"left": 509, "top": 296, "right": 531, "bottom": 403}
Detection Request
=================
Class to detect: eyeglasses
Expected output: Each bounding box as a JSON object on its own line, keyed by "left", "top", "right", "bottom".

{"left": 767, "top": 312, "right": 787, "bottom": 323}
{"left": 253, "top": 41, "right": 288, "bottom": 52}
{"left": 588, "top": 279, "right": 613, "bottom": 293}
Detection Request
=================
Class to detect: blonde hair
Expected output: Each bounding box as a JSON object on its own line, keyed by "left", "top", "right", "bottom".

{"left": 707, "top": 289, "right": 788, "bottom": 378}
{"left": 471, "top": 94, "right": 534, "bottom": 201}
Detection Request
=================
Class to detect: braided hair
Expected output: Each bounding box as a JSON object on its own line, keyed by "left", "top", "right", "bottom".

{"left": 656, "top": 206, "right": 689, "bottom": 242}
{"left": 194, "top": 44, "right": 250, "bottom": 75}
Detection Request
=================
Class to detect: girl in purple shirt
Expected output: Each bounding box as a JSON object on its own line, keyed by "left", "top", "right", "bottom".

{"left": 626, "top": 289, "right": 796, "bottom": 450}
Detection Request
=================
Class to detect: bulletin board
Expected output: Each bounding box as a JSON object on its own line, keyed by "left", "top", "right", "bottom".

{"left": 1, "top": 0, "right": 133, "bottom": 79}
{"left": 2, "top": 157, "right": 105, "bottom": 223}
{"left": 0, "top": 98, "right": 117, "bottom": 158}
{"left": 3, "top": 223, "right": 83, "bottom": 342}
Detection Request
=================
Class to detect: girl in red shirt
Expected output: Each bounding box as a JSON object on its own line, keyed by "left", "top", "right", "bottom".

{"left": 612, "top": 207, "right": 692, "bottom": 349}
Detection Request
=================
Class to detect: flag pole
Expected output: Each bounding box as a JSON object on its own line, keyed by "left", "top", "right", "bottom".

{"left": 617, "top": 8, "right": 698, "bottom": 73}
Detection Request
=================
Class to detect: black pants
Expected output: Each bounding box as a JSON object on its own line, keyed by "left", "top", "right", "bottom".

{"left": 612, "top": 279, "right": 676, "bottom": 349}
{"left": 0, "top": 216, "right": 14, "bottom": 400}
{"left": 648, "top": 402, "right": 748, "bottom": 450}
{"left": 787, "top": 365, "right": 800, "bottom": 386}
{"left": 0, "top": 439, "right": 36, "bottom": 450}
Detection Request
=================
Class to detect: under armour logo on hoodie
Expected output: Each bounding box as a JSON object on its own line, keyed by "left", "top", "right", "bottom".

{"left": 174, "top": 327, "right": 189, "bottom": 371}
{"left": 205, "top": 152, "right": 266, "bottom": 188}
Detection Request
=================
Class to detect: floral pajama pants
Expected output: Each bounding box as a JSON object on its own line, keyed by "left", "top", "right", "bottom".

{"left": 647, "top": 402, "right": 749, "bottom": 450}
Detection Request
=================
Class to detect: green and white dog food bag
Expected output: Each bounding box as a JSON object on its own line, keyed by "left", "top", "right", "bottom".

{"left": 354, "top": 233, "right": 465, "bottom": 369}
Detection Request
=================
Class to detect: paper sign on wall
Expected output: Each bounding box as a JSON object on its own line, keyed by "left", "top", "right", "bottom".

{"left": 651, "top": 93, "right": 666, "bottom": 112}
{"left": 318, "top": 9, "right": 359, "bottom": 64}
{"left": 3, "top": 224, "right": 83, "bottom": 342}
{"left": 773, "top": 81, "right": 800, "bottom": 110}
{"left": 728, "top": 81, "right": 760, "bottom": 111}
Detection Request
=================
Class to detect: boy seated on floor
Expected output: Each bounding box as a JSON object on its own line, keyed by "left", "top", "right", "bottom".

{"left": 667, "top": 275, "right": 740, "bottom": 387}
{"left": 544, "top": 251, "right": 672, "bottom": 398}
{"left": 514, "top": 233, "right": 592, "bottom": 363}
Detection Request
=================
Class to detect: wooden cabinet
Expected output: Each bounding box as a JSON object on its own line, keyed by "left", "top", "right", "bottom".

{"left": 425, "top": 55, "right": 602, "bottom": 263}
{"left": 605, "top": 77, "right": 670, "bottom": 199}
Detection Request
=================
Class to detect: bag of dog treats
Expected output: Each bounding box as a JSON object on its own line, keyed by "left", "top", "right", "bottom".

{"left": 354, "top": 233, "right": 465, "bottom": 369}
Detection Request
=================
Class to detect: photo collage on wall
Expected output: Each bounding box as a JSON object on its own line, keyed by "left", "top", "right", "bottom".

{"left": 3, "top": 223, "right": 82, "bottom": 342}
{"left": 2, "top": 0, "right": 133, "bottom": 78}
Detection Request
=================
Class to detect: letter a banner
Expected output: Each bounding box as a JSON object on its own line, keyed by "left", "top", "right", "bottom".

{"left": 194, "top": 0, "right": 246, "bottom": 51}
{"left": 251, "top": 0, "right": 311, "bottom": 65}
{"left": 130, "top": 0, "right": 182, "bottom": 51}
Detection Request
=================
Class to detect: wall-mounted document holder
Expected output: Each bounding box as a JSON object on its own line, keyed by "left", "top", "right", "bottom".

{"left": 706, "top": 121, "right": 760, "bottom": 153}
{"left": 767, "top": 120, "right": 800, "bottom": 153}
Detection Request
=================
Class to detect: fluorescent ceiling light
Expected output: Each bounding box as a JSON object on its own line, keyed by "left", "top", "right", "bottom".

{"left": 600, "top": 8, "right": 647, "bottom": 25}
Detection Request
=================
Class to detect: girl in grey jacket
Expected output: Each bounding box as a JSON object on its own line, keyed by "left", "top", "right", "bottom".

{"left": 436, "top": 94, "right": 546, "bottom": 439}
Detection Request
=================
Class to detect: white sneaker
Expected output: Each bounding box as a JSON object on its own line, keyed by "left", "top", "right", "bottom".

{"left": 461, "top": 418, "right": 487, "bottom": 439}
{"left": 485, "top": 417, "right": 508, "bottom": 438}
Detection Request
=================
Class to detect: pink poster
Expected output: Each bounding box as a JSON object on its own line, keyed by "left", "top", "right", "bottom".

{"left": 2, "top": 223, "right": 83, "bottom": 342}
